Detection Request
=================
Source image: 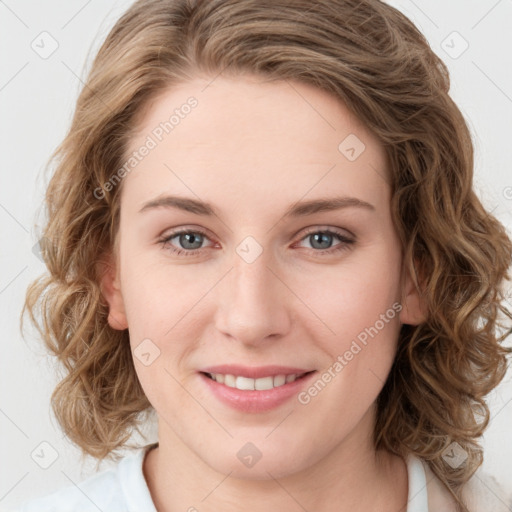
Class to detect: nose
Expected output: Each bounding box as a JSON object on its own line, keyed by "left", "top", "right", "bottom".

{"left": 213, "top": 249, "right": 292, "bottom": 347}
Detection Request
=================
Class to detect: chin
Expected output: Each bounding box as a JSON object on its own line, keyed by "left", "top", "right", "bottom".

{"left": 194, "top": 434, "right": 318, "bottom": 481}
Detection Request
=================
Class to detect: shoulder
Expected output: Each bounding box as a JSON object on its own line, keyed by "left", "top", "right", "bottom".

{"left": 14, "top": 445, "right": 156, "bottom": 512}
{"left": 460, "top": 467, "right": 512, "bottom": 512}
{"left": 16, "top": 467, "right": 121, "bottom": 512}
{"left": 421, "top": 458, "right": 512, "bottom": 512}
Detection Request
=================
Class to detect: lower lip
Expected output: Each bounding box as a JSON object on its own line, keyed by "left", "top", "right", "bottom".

{"left": 199, "top": 371, "right": 317, "bottom": 413}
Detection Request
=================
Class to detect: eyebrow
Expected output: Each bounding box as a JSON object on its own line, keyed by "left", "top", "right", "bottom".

{"left": 139, "top": 195, "right": 375, "bottom": 217}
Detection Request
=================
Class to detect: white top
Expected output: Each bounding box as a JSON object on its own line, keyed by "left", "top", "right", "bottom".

{"left": 13, "top": 444, "right": 512, "bottom": 512}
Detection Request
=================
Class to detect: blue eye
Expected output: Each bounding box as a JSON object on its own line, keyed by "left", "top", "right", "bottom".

{"left": 159, "top": 229, "right": 212, "bottom": 257}
{"left": 158, "top": 227, "right": 355, "bottom": 257}
{"left": 296, "top": 228, "right": 355, "bottom": 255}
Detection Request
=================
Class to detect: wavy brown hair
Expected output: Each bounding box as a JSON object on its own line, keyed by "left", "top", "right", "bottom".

{"left": 22, "top": 0, "right": 512, "bottom": 509}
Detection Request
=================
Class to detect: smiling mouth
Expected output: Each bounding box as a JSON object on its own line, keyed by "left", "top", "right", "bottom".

{"left": 201, "top": 371, "right": 315, "bottom": 391}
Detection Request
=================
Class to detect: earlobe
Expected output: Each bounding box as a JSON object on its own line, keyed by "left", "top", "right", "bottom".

{"left": 98, "top": 254, "right": 128, "bottom": 331}
{"left": 399, "top": 259, "right": 428, "bottom": 326}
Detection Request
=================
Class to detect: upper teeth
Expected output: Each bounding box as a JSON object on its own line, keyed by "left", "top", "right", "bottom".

{"left": 209, "top": 373, "right": 302, "bottom": 390}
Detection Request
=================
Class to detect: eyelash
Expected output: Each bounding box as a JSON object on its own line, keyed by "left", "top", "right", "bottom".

{"left": 158, "top": 227, "right": 355, "bottom": 257}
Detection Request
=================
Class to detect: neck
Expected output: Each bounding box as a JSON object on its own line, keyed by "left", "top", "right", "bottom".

{"left": 143, "top": 411, "right": 408, "bottom": 512}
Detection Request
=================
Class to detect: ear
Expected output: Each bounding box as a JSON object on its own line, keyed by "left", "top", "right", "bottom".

{"left": 399, "top": 258, "right": 428, "bottom": 325}
{"left": 98, "top": 252, "right": 128, "bottom": 331}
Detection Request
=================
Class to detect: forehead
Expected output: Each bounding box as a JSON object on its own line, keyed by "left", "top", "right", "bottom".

{"left": 122, "top": 74, "right": 389, "bottom": 215}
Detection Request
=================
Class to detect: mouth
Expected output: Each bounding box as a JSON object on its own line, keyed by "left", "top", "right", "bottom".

{"left": 198, "top": 365, "right": 317, "bottom": 413}
{"left": 200, "top": 371, "right": 314, "bottom": 391}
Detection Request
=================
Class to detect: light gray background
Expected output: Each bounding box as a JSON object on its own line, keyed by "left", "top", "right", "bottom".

{"left": 1, "top": 0, "right": 511, "bottom": 509}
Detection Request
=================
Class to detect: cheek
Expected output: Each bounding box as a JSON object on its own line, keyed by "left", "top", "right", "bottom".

{"left": 294, "top": 248, "right": 403, "bottom": 400}
{"left": 119, "top": 251, "right": 207, "bottom": 338}
{"left": 297, "top": 266, "right": 402, "bottom": 427}
{"left": 119, "top": 256, "right": 215, "bottom": 405}
{"left": 297, "top": 251, "right": 401, "bottom": 338}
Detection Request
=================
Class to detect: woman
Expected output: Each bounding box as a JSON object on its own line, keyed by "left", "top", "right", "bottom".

{"left": 19, "top": 0, "right": 512, "bottom": 510}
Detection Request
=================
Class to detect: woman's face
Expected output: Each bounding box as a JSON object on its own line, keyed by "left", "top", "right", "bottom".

{"left": 103, "top": 74, "right": 424, "bottom": 478}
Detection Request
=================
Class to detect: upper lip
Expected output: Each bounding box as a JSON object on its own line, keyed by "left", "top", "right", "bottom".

{"left": 199, "top": 365, "right": 314, "bottom": 379}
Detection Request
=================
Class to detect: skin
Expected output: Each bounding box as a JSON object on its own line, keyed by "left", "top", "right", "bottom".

{"left": 101, "top": 74, "right": 426, "bottom": 512}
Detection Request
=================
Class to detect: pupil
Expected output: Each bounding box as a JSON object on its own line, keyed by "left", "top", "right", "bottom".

{"left": 312, "top": 232, "right": 332, "bottom": 249}
{"left": 181, "top": 233, "right": 202, "bottom": 249}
